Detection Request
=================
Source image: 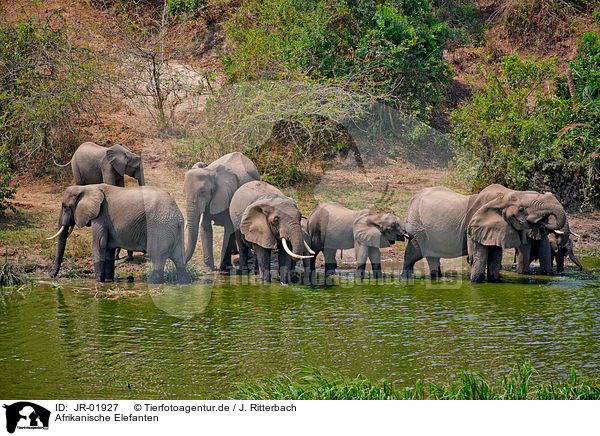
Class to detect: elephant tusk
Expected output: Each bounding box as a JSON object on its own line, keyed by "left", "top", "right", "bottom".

{"left": 46, "top": 226, "right": 66, "bottom": 240}
{"left": 282, "top": 238, "right": 313, "bottom": 260}
{"left": 570, "top": 230, "right": 581, "bottom": 238}
{"left": 303, "top": 240, "right": 316, "bottom": 255}
{"left": 554, "top": 230, "right": 565, "bottom": 235}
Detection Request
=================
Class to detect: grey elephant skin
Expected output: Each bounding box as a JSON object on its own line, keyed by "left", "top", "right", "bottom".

{"left": 402, "top": 184, "right": 567, "bottom": 283}
{"left": 230, "top": 181, "right": 312, "bottom": 283}
{"left": 69, "top": 142, "right": 145, "bottom": 187}
{"left": 184, "top": 152, "right": 259, "bottom": 271}
{"left": 307, "top": 202, "right": 410, "bottom": 278}
{"left": 49, "top": 184, "right": 191, "bottom": 284}
{"left": 515, "top": 219, "right": 582, "bottom": 274}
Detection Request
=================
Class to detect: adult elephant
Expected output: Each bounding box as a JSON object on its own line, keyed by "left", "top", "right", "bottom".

{"left": 402, "top": 184, "right": 567, "bottom": 283}
{"left": 55, "top": 142, "right": 146, "bottom": 187}
{"left": 55, "top": 142, "right": 146, "bottom": 261}
{"left": 230, "top": 181, "right": 313, "bottom": 283}
{"left": 184, "top": 152, "right": 259, "bottom": 271}
{"left": 515, "top": 220, "right": 582, "bottom": 274}
{"left": 48, "top": 184, "right": 191, "bottom": 284}
{"left": 307, "top": 202, "right": 411, "bottom": 279}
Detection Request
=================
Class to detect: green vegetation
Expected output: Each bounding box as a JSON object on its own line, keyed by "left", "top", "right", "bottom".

{"left": 0, "top": 14, "right": 101, "bottom": 174}
{"left": 233, "top": 361, "right": 600, "bottom": 400}
{"left": 0, "top": 147, "right": 16, "bottom": 216}
{"left": 0, "top": 257, "right": 25, "bottom": 287}
{"left": 452, "top": 30, "right": 600, "bottom": 208}
{"left": 222, "top": 0, "right": 473, "bottom": 121}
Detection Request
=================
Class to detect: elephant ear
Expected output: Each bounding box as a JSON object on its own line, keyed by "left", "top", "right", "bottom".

{"left": 353, "top": 211, "right": 390, "bottom": 248}
{"left": 75, "top": 186, "right": 104, "bottom": 227}
{"left": 106, "top": 144, "right": 128, "bottom": 176}
{"left": 240, "top": 200, "right": 277, "bottom": 249}
{"left": 468, "top": 196, "right": 521, "bottom": 248}
{"left": 209, "top": 165, "right": 239, "bottom": 215}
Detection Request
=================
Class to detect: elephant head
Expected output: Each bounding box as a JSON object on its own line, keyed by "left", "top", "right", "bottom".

{"left": 353, "top": 212, "right": 411, "bottom": 248}
{"left": 240, "top": 194, "right": 311, "bottom": 260}
{"left": 184, "top": 165, "right": 239, "bottom": 262}
{"left": 48, "top": 185, "right": 105, "bottom": 277}
{"left": 468, "top": 187, "right": 566, "bottom": 249}
{"left": 106, "top": 144, "right": 145, "bottom": 186}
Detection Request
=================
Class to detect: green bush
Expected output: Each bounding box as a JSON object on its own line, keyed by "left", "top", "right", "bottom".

{"left": 0, "top": 14, "right": 101, "bottom": 174}
{"left": 222, "top": 0, "right": 457, "bottom": 121}
{"left": 451, "top": 34, "right": 600, "bottom": 209}
{"left": 0, "top": 147, "right": 16, "bottom": 216}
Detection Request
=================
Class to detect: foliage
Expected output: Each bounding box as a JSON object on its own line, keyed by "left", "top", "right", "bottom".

{"left": 451, "top": 38, "right": 600, "bottom": 209}
{"left": 0, "top": 13, "right": 101, "bottom": 173}
{"left": 233, "top": 361, "right": 600, "bottom": 400}
{"left": 222, "top": 0, "right": 458, "bottom": 121}
{"left": 0, "top": 257, "right": 24, "bottom": 287}
{"left": 170, "top": 79, "right": 381, "bottom": 186}
{"left": 0, "top": 147, "right": 17, "bottom": 216}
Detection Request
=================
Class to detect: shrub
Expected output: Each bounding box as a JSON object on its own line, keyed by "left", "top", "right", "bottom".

{"left": 0, "top": 13, "right": 101, "bottom": 174}
{"left": 0, "top": 147, "right": 16, "bottom": 216}
{"left": 222, "top": 0, "right": 455, "bottom": 121}
{"left": 451, "top": 36, "right": 600, "bottom": 209}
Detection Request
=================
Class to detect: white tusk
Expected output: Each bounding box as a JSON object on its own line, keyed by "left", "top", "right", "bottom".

{"left": 570, "top": 231, "right": 581, "bottom": 238}
{"left": 303, "top": 240, "right": 316, "bottom": 255}
{"left": 282, "top": 238, "right": 313, "bottom": 259}
{"left": 46, "top": 226, "right": 65, "bottom": 240}
{"left": 554, "top": 230, "right": 565, "bottom": 235}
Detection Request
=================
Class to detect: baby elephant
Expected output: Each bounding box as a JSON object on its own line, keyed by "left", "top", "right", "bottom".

{"left": 48, "top": 184, "right": 191, "bottom": 284}
{"left": 308, "top": 202, "right": 411, "bottom": 278}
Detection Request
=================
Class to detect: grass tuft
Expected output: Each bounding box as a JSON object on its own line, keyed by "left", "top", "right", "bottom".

{"left": 233, "top": 361, "right": 600, "bottom": 400}
{"left": 0, "top": 257, "right": 25, "bottom": 287}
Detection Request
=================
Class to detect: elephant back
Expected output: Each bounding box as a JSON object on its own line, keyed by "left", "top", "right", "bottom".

{"left": 308, "top": 202, "right": 360, "bottom": 250}
{"left": 208, "top": 152, "right": 259, "bottom": 186}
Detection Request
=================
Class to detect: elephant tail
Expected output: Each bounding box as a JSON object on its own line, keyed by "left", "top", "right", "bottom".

{"left": 52, "top": 156, "right": 72, "bottom": 167}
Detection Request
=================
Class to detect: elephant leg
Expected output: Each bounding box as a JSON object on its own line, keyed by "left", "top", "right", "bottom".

{"left": 538, "top": 234, "right": 552, "bottom": 274}
{"left": 302, "top": 257, "right": 312, "bottom": 285}
{"left": 92, "top": 223, "right": 108, "bottom": 283}
{"left": 486, "top": 246, "right": 503, "bottom": 282}
{"left": 470, "top": 241, "right": 489, "bottom": 283}
{"left": 368, "top": 246, "right": 382, "bottom": 279}
{"left": 171, "top": 239, "right": 192, "bottom": 284}
{"left": 555, "top": 252, "right": 564, "bottom": 273}
{"left": 426, "top": 257, "right": 442, "bottom": 279}
{"left": 254, "top": 244, "right": 271, "bottom": 283}
{"left": 103, "top": 248, "right": 116, "bottom": 282}
{"left": 355, "top": 243, "right": 369, "bottom": 279}
{"left": 200, "top": 215, "right": 216, "bottom": 270}
{"left": 219, "top": 223, "right": 235, "bottom": 272}
{"left": 125, "top": 250, "right": 134, "bottom": 262}
{"left": 278, "top": 242, "right": 291, "bottom": 284}
{"left": 402, "top": 239, "right": 423, "bottom": 278}
{"left": 235, "top": 231, "right": 250, "bottom": 275}
{"left": 516, "top": 243, "right": 531, "bottom": 274}
{"left": 323, "top": 248, "right": 337, "bottom": 276}
{"left": 150, "top": 257, "right": 166, "bottom": 284}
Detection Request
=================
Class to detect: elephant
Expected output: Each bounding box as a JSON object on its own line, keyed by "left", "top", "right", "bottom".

{"left": 229, "top": 181, "right": 313, "bottom": 283}
{"left": 48, "top": 184, "right": 191, "bottom": 284}
{"left": 515, "top": 220, "right": 582, "bottom": 274}
{"left": 307, "top": 202, "right": 411, "bottom": 279}
{"left": 55, "top": 142, "right": 146, "bottom": 261}
{"left": 191, "top": 161, "right": 207, "bottom": 169}
{"left": 55, "top": 142, "right": 146, "bottom": 187}
{"left": 402, "top": 184, "right": 567, "bottom": 283}
{"left": 184, "top": 152, "right": 260, "bottom": 271}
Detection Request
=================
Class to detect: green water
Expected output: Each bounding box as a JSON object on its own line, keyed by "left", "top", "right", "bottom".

{"left": 2, "top": 260, "right": 600, "bottom": 399}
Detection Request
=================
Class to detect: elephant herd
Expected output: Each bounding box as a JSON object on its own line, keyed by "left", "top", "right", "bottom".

{"left": 48, "top": 144, "right": 582, "bottom": 284}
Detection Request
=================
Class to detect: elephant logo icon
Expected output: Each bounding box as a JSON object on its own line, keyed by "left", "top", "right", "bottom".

{"left": 3, "top": 402, "right": 50, "bottom": 433}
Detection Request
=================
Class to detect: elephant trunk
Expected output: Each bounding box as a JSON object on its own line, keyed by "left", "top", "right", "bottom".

{"left": 185, "top": 198, "right": 203, "bottom": 263}
{"left": 568, "top": 246, "right": 583, "bottom": 271}
{"left": 50, "top": 226, "right": 70, "bottom": 278}
{"left": 137, "top": 167, "right": 146, "bottom": 186}
{"left": 282, "top": 225, "right": 312, "bottom": 260}
{"left": 541, "top": 201, "right": 566, "bottom": 231}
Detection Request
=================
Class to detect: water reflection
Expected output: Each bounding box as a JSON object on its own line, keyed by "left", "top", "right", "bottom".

{"left": 0, "top": 261, "right": 599, "bottom": 399}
